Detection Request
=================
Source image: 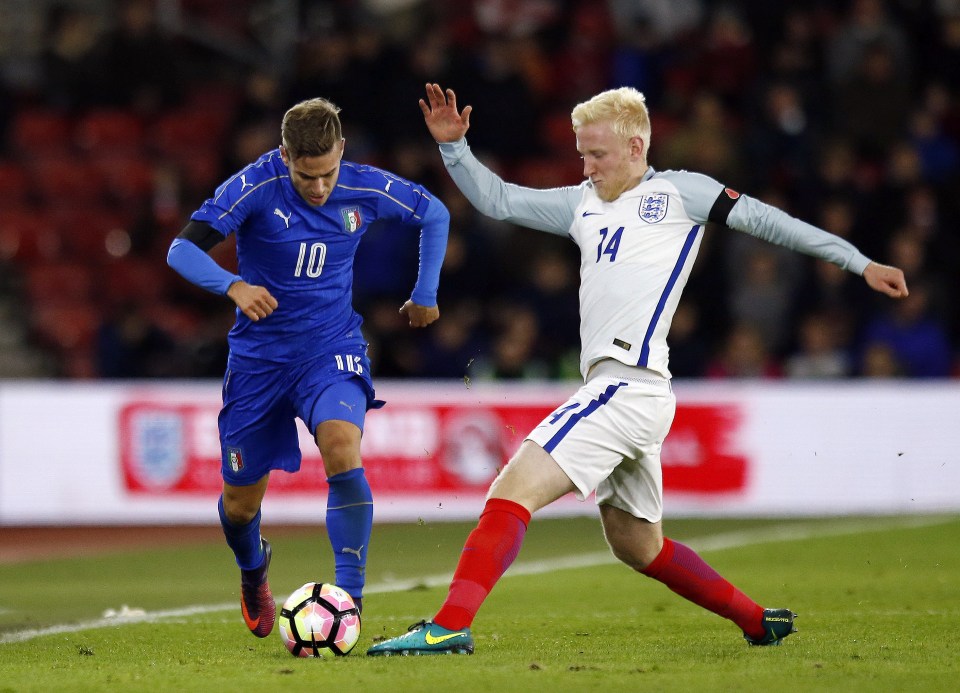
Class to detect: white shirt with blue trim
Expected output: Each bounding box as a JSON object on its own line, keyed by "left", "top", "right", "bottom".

{"left": 438, "top": 138, "right": 872, "bottom": 380}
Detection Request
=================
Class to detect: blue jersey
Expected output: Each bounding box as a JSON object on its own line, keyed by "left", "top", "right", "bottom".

{"left": 190, "top": 149, "right": 443, "bottom": 364}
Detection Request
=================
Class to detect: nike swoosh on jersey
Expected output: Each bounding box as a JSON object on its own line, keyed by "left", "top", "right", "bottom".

{"left": 582, "top": 211, "right": 603, "bottom": 216}
{"left": 424, "top": 630, "right": 468, "bottom": 645}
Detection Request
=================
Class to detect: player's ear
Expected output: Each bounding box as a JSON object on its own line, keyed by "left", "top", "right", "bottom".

{"left": 629, "top": 136, "right": 645, "bottom": 160}
{"left": 279, "top": 145, "right": 289, "bottom": 166}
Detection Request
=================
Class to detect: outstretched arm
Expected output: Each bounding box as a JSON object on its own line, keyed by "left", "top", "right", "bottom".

{"left": 862, "top": 262, "right": 909, "bottom": 298}
{"left": 419, "top": 83, "right": 472, "bottom": 143}
{"left": 421, "top": 83, "right": 580, "bottom": 235}
{"left": 720, "top": 191, "right": 909, "bottom": 300}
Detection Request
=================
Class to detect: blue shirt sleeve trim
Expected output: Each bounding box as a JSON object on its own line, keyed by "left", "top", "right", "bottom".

{"left": 409, "top": 197, "right": 450, "bottom": 306}
{"left": 167, "top": 238, "right": 242, "bottom": 296}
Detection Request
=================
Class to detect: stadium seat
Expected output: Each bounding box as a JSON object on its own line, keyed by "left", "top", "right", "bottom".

{"left": 0, "top": 209, "right": 63, "bottom": 264}
{"left": 539, "top": 110, "right": 576, "bottom": 155}
{"left": 30, "top": 302, "right": 101, "bottom": 352}
{"left": 50, "top": 207, "right": 134, "bottom": 263}
{"left": 25, "top": 262, "right": 94, "bottom": 304}
{"left": 74, "top": 109, "right": 146, "bottom": 154}
{"left": 89, "top": 153, "right": 156, "bottom": 203}
{"left": 28, "top": 156, "right": 107, "bottom": 207}
{"left": 178, "top": 0, "right": 251, "bottom": 35}
{"left": 512, "top": 157, "right": 583, "bottom": 188}
{"left": 173, "top": 150, "right": 223, "bottom": 194}
{"left": 103, "top": 257, "right": 170, "bottom": 302}
{"left": 183, "top": 80, "right": 243, "bottom": 119}
{"left": 152, "top": 109, "right": 228, "bottom": 193}
{"left": 153, "top": 108, "right": 229, "bottom": 156}
{"left": 146, "top": 301, "right": 203, "bottom": 340}
{"left": 61, "top": 347, "right": 98, "bottom": 379}
{"left": 10, "top": 109, "right": 73, "bottom": 155}
{"left": 0, "top": 162, "right": 31, "bottom": 206}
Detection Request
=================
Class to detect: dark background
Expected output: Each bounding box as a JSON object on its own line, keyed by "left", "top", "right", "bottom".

{"left": 0, "top": 0, "right": 957, "bottom": 381}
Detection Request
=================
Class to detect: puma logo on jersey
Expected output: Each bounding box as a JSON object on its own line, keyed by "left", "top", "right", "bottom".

{"left": 239, "top": 174, "right": 253, "bottom": 191}
{"left": 274, "top": 208, "right": 292, "bottom": 228}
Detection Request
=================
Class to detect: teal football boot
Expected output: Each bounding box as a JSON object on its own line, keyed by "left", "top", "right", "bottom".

{"left": 367, "top": 620, "right": 474, "bottom": 656}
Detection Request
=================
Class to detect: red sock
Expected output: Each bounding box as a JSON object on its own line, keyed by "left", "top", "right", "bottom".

{"left": 642, "top": 537, "right": 765, "bottom": 639}
{"left": 433, "top": 498, "right": 531, "bottom": 630}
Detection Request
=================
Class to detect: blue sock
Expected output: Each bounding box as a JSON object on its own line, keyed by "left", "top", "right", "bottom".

{"left": 218, "top": 495, "right": 264, "bottom": 571}
{"left": 326, "top": 468, "right": 373, "bottom": 601}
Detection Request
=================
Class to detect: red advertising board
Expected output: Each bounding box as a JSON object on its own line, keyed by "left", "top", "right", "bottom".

{"left": 119, "top": 398, "right": 748, "bottom": 497}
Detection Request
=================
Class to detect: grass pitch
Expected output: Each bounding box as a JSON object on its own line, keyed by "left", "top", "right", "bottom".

{"left": 1, "top": 515, "right": 957, "bottom": 692}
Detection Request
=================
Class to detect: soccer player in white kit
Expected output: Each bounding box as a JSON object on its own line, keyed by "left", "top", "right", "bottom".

{"left": 367, "top": 84, "right": 909, "bottom": 656}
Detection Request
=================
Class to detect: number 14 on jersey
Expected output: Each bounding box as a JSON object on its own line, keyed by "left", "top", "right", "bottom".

{"left": 596, "top": 226, "right": 624, "bottom": 263}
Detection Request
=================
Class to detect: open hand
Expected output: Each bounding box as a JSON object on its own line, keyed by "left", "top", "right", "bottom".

{"left": 419, "top": 83, "right": 472, "bottom": 143}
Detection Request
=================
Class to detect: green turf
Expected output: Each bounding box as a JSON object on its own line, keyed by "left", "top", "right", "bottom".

{"left": 1, "top": 515, "right": 957, "bottom": 692}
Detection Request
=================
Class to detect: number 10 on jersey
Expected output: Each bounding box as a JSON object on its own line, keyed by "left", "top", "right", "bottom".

{"left": 295, "top": 242, "right": 327, "bottom": 277}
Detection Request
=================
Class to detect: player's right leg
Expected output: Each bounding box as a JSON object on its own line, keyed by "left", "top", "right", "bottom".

{"left": 218, "top": 365, "right": 303, "bottom": 637}
{"left": 366, "top": 441, "right": 574, "bottom": 656}
{"left": 220, "top": 477, "right": 274, "bottom": 637}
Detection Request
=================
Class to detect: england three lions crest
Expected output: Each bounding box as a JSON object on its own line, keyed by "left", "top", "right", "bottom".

{"left": 638, "top": 193, "right": 669, "bottom": 223}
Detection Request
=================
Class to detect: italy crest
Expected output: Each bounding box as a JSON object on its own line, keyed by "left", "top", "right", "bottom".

{"left": 340, "top": 206, "right": 362, "bottom": 232}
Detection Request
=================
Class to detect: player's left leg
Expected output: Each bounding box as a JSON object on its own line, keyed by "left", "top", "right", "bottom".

{"left": 600, "top": 504, "right": 796, "bottom": 645}
{"left": 308, "top": 379, "right": 373, "bottom": 612}
{"left": 219, "top": 367, "right": 303, "bottom": 638}
{"left": 220, "top": 477, "right": 276, "bottom": 638}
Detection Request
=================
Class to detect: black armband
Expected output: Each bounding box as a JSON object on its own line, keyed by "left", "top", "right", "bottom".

{"left": 708, "top": 187, "right": 741, "bottom": 226}
{"left": 176, "top": 220, "right": 224, "bottom": 252}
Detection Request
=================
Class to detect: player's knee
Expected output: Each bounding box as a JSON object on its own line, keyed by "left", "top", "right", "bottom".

{"left": 608, "top": 535, "right": 661, "bottom": 572}
{"left": 316, "top": 421, "right": 362, "bottom": 476}
{"left": 324, "top": 456, "right": 362, "bottom": 477}
{"left": 319, "top": 439, "right": 362, "bottom": 476}
{"left": 222, "top": 497, "right": 259, "bottom": 526}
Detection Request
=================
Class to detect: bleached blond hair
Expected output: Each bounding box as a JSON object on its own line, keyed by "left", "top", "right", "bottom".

{"left": 571, "top": 87, "right": 652, "bottom": 150}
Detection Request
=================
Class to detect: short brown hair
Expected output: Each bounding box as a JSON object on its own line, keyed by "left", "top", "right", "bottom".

{"left": 281, "top": 98, "right": 343, "bottom": 159}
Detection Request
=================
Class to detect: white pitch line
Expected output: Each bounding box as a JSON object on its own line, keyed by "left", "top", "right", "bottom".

{"left": 0, "top": 515, "right": 952, "bottom": 645}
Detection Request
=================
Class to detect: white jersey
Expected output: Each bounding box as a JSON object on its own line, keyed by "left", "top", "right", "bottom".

{"left": 571, "top": 175, "right": 705, "bottom": 378}
{"left": 438, "top": 139, "right": 872, "bottom": 380}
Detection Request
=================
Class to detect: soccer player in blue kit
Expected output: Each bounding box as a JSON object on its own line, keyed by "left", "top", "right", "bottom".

{"left": 167, "top": 97, "right": 449, "bottom": 638}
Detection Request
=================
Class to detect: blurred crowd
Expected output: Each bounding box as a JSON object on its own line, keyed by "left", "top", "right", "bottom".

{"left": 0, "top": 0, "right": 958, "bottom": 380}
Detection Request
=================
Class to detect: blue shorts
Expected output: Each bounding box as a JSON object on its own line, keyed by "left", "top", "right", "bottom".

{"left": 218, "top": 348, "right": 384, "bottom": 486}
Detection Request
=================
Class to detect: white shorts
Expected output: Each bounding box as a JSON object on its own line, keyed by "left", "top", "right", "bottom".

{"left": 525, "top": 360, "right": 676, "bottom": 522}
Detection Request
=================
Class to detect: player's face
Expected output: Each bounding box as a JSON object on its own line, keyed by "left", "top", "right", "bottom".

{"left": 576, "top": 121, "right": 644, "bottom": 202}
{"left": 281, "top": 139, "right": 345, "bottom": 207}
